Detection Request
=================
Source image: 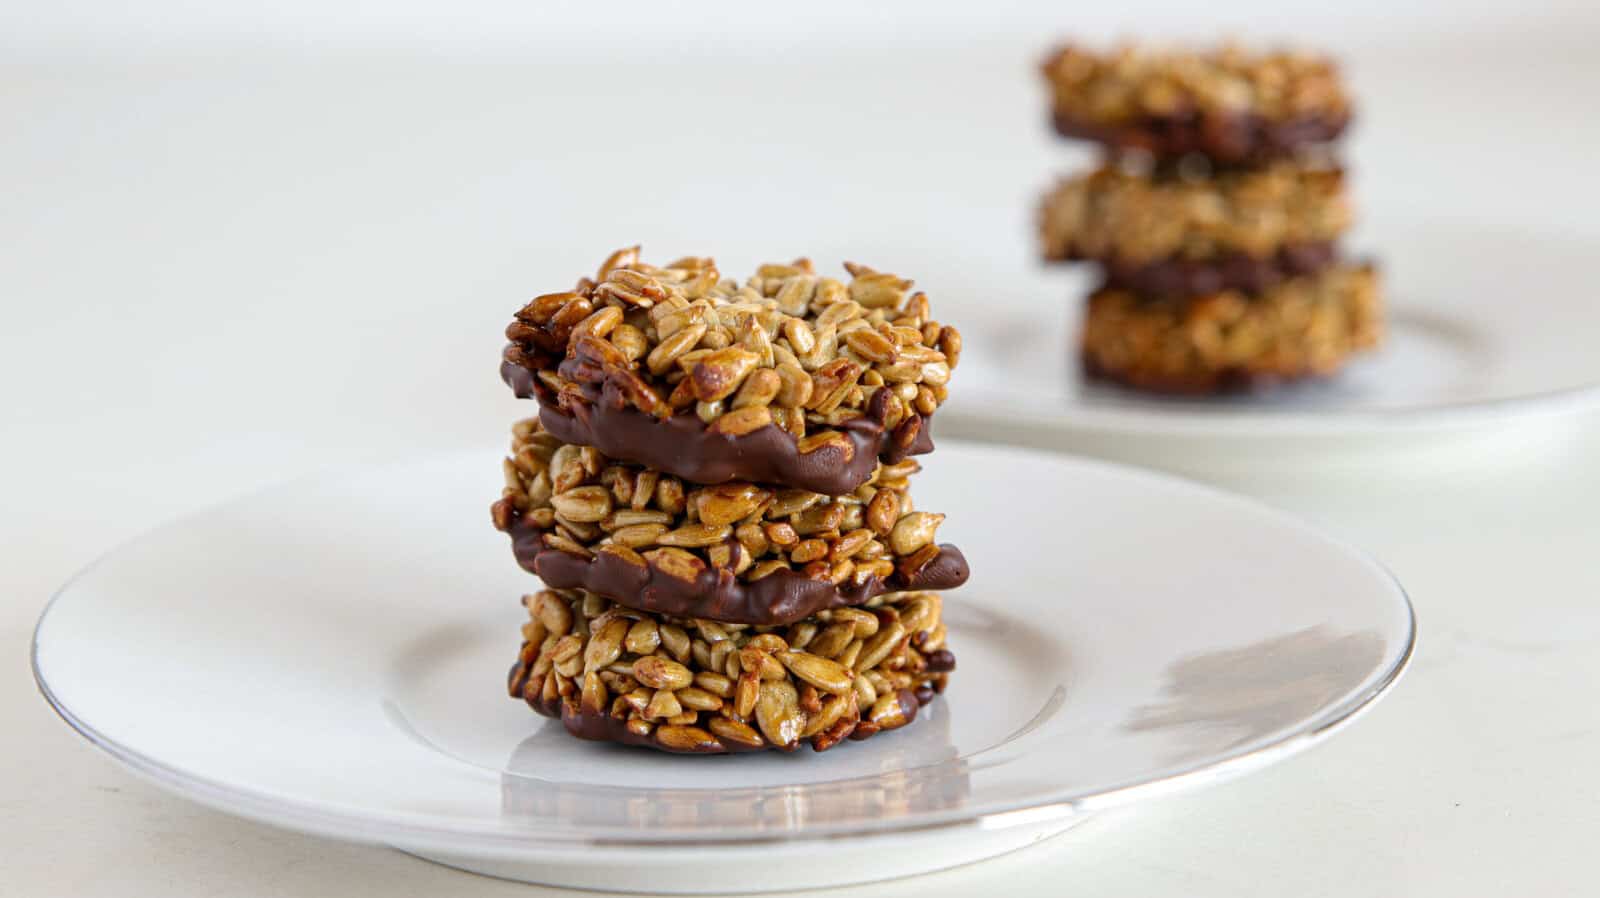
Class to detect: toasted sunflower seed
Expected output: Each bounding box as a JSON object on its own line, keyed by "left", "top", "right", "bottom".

{"left": 633, "top": 655, "right": 694, "bottom": 691}
{"left": 646, "top": 322, "right": 708, "bottom": 376}
{"left": 625, "top": 619, "right": 661, "bottom": 655}
{"left": 656, "top": 522, "right": 733, "bottom": 549}
{"left": 889, "top": 511, "right": 944, "bottom": 555}
{"left": 708, "top": 403, "right": 771, "bottom": 436}
{"left": 643, "top": 547, "right": 706, "bottom": 582}
{"left": 776, "top": 650, "right": 855, "bottom": 695}
{"left": 708, "top": 715, "right": 764, "bottom": 748}
{"left": 690, "top": 347, "right": 761, "bottom": 402}
{"left": 855, "top": 621, "right": 906, "bottom": 672}
{"left": 755, "top": 680, "right": 804, "bottom": 749}
{"left": 610, "top": 523, "right": 667, "bottom": 548}
{"left": 549, "top": 485, "right": 613, "bottom": 523}
{"left": 654, "top": 724, "right": 720, "bottom": 751}
{"left": 583, "top": 617, "right": 630, "bottom": 672}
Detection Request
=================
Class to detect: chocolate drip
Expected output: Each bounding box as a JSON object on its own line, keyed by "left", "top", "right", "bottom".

{"left": 1093, "top": 242, "right": 1338, "bottom": 297}
{"left": 506, "top": 513, "right": 968, "bottom": 625}
{"left": 500, "top": 355, "right": 936, "bottom": 495}
{"left": 1053, "top": 109, "right": 1350, "bottom": 164}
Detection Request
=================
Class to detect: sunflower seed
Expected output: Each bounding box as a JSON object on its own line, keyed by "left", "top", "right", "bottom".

{"left": 625, "top": 619, "right": 661, "bottom": 655}
{"left": 656, "top": 522, "right": 733, "bottom": 549}
{"left": 633, "top": 655, "right": 694, "bottom": 691}
{"left": 756, "top": 681, "right": 803, "bottom": 749}
{"left": 889, "top": 511, "right": 944, "bottom": 555}
{"left": 638, "top": 547, "right": 701, "bottom": 584}
{"left": 645, "top": 688, "right": 683, "bottom": 720}
{"left": 583, "top": 617, "right": 630, "bottom": 672}
{"left": 854, "top": 621, "right": 906, "bottom": 672}
{"left": 844, "top": 328, "right": 898, "bottom": 364}
{"left": 550, "top": 485, "right": 613, "bottom": 523}
{"left": 868, "top": 692, "right": 913, "bottom": 730}
{"left": 702, "top": 716, "right": 761, "bottom": 748}
{"left": 734, "top": 672, "right": 760, "bottom": 720}
{"left": 690, "top": 347, "right": 760, "bottom": 402}
{"left": 830, "top": 528, "right": 874, "bottom": 561}
{"left": 535, "top": 591, "right": 574, "bottom": 635}
{"left": 581, "top": 670, "right": 609, "bottom": 713}
{"left": 776, "top": 650, "right": 855, "bottom": 695}
{"left": 652, "top": 724, "right": 719, "bottom": 751}
{"left": 646, "top": 322, "right": 708, "bottom": 375}
{"left": 659, "top": 624, "right": 691, "bottom": 662}
{"left": 609, "top": 523, "right": 668, "bottom": 548}
{"left": 655, "top": 477, "right": 687, "bottom": 515}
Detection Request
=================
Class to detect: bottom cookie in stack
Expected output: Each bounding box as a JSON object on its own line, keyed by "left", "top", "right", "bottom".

{"left": 508, "top": 588, "right": 955, "bottom": 754}
{"left": 1079, "top": 263, "right": 1382, "bottom": 394}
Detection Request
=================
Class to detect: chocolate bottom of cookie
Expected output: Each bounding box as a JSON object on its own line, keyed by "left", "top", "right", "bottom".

{"left": 1051, "top": 108, "right": 1350, "bottom": 165}
{"left": 1080, "top": 263, "right": 1382, "bottom": 395}
{"left": 502, "top": 341, "right": 937, "bottom": 497}
{"left": 1092, "top": 242, "right": 1337, "bottom": 297}
{"left": 508, "top": 588, "right": 955, "bottom": 755}
{"left": 504, "top": 510, "right": 969, "bottom": 626}
{"left": 495, "top": 415, "right": 969, "bottom": 626}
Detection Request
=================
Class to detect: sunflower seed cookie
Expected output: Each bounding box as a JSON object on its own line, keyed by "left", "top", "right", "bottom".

{"left": 501, "top": 248, "right": 961, "bottom": 496}
{"left": 1038, "top": 160, "right": 1350, "bottom": 278}
{"left": 1042, "top": 42, "right": 1351, "bottom": 163}
{"left": 1079, "top": 263, "right": 1382, "bottom": 394}
{"left": 508, "top": 588, "right": 955, "bottom": 754}
{"left": 492, "top": 417, "right": 968, "bottom": 626}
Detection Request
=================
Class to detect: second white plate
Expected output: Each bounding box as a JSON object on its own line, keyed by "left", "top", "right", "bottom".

{"left": 942, "top": 224, "right": 1600, "bottom": 465}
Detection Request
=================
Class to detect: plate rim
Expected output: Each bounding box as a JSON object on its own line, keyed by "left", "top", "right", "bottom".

{"left": 31, "top": 445, "right": 1418, "bottom": 854}
{"left": 945, "top": 376, "right": 1600, "bottom": 443}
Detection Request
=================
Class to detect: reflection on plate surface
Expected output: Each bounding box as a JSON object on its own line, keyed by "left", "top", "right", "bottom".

{"left": 500, "top": 701, "right": 970, "bottom": 831}
{"left": 1126, "top": 626, "right": 1388, "bottom": 762}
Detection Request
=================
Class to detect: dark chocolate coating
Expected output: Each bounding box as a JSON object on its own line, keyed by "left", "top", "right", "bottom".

{"left": 1052, "top": 108, "right": 1350, "bottom": 164}
{"left": 505, "top": 513, "right": 969, "bottom": 626}
{"left": 501, "top": 356, "right": 936, "bottom": 496}
{"left": 1080, "top": 348, "right": 1331, "bottom": 396}
{"left": 1092, "top": 242, "right": 1337, "bottom": 297}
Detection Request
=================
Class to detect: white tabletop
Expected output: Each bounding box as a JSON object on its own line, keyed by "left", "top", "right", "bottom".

{"left": 5, "top": 36, "right": 1599, "bottom": 896}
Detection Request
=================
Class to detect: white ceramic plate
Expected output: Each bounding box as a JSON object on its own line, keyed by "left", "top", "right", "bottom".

{"left": 34, "top": 443, "right": 1414, "bottom": 893}
{"left": 938, "top": 225, "right": 1600, "bottom": 467}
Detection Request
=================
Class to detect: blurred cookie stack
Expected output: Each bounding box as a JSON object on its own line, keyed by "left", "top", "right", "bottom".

{"left": 1038, "top": 43, "right": 1383, "bottom": 393}
{"left": 493, "top": 248, "right": 968, "bottom": 754}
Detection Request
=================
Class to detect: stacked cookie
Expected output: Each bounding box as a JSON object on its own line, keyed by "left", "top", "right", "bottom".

{"left": 493, "top": 248, "right": 968, "bottom": 754}
{"left": 1039, "top": 43, "right": 1383, "bottom": 393}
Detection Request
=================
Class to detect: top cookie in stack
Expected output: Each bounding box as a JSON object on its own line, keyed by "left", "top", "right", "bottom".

{"left": 1039, "top": 43, "right": 1383, "bottom": 394}
{"left": 1041, "top": 43, "right": 1351, "bottom": 165}
{"left": 494, "top": 249, "right": 969, "bottom": 754}
{"left": 502, "top": 248, "right": 957, "bottom": 495}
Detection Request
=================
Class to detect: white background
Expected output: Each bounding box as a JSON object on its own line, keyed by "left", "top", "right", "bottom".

{"left": 6, "top": 1, "right": 1599, "bottom": 58}
{"left": 5, "top": 2, "right": 1600, "bottom": 895}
